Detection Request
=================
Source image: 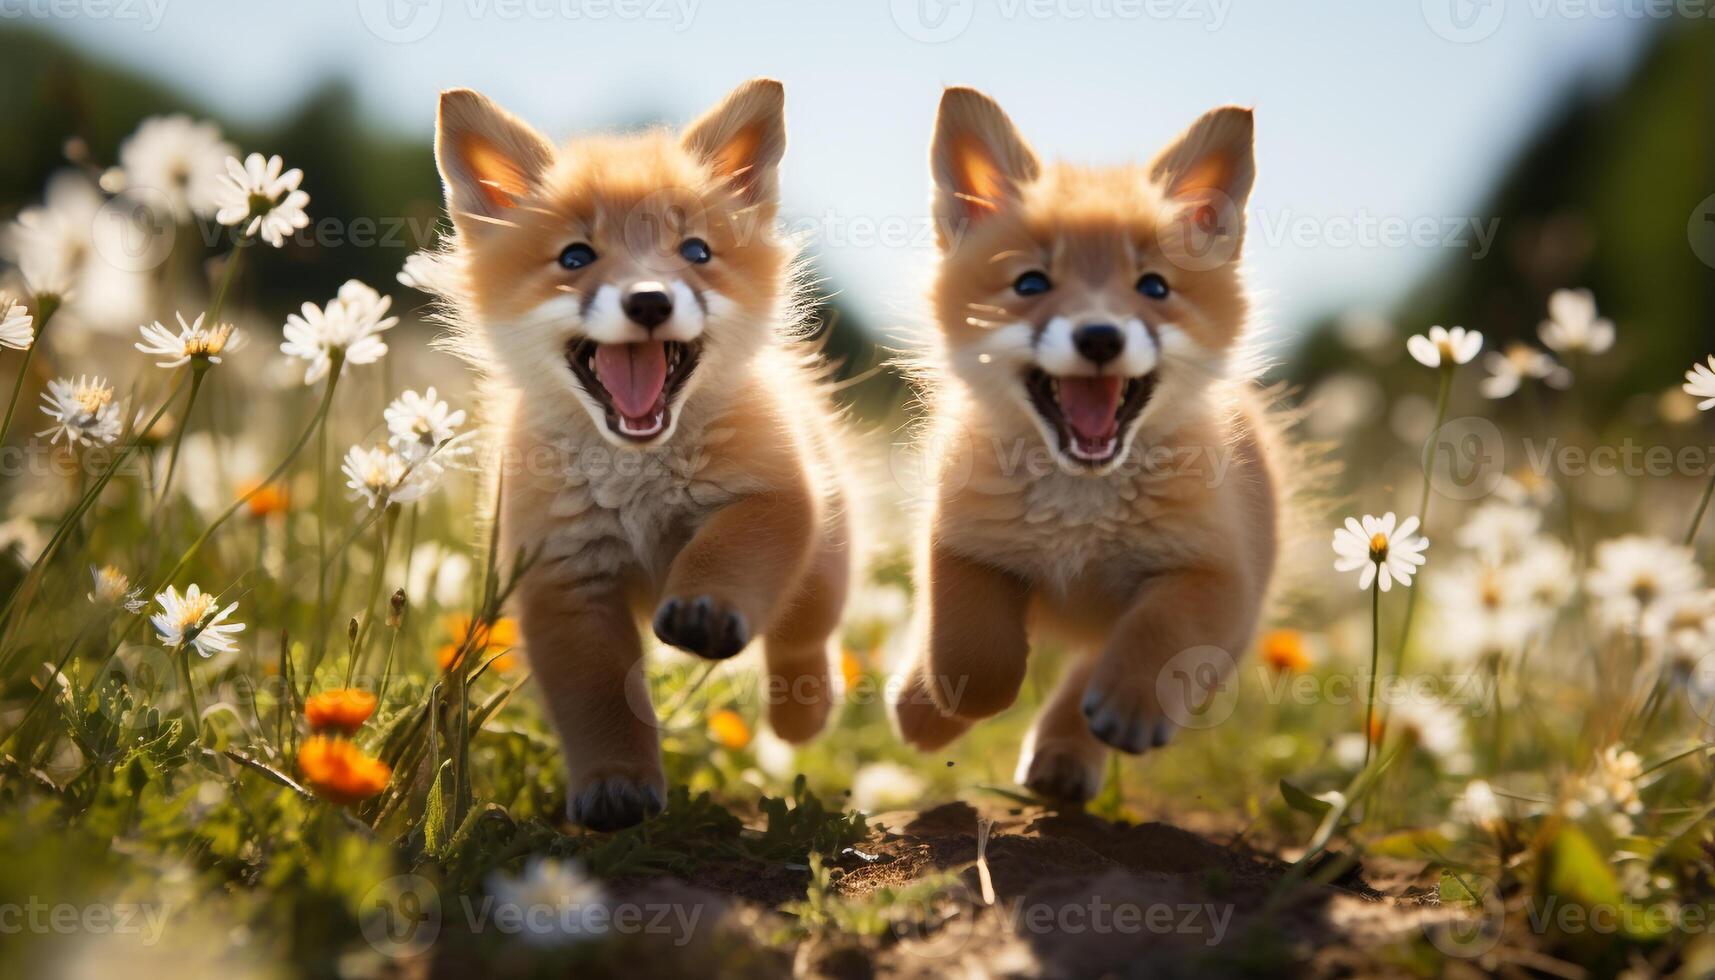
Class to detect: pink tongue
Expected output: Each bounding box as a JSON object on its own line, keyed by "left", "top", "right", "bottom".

{"left": 593, "top": 342, "right": 668, "bottom": 419}
{"left": 1057, "top": 376, "right": 1124, "bottom": 442}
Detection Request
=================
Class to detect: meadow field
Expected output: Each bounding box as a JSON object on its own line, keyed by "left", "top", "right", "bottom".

{"left": 4, "top": 26, "right": 1715, "bottom": 980}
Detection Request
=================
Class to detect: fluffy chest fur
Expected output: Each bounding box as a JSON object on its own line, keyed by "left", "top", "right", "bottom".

{"left": 932, "top": 405, "right": 1261, "bottom": 607}
{"left": 506, "top": 408, "right": 771, "bottom": 588}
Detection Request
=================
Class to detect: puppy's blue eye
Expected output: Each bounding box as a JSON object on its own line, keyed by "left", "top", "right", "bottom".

{"left": 1136, "top": 272, "right": 1170, "bottom": 300}
{"left": 559, "top": 243, "right": 597, "bottom": 270}
{"left": 679, "top": 237, "right": 712, "bottom": 264}
{"left": 1013, "top": 271, "right": 1051, "bottom": 297}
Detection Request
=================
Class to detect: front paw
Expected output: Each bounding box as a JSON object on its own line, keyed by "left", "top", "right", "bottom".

{"left": 652, "top": 596, "right": 750, "bottom": 660}
{"left": 1018, "top": 740, "right": 1106, "bottom": 803}
{"left": 568, "top": 771, "right": 667, "bottom": 832}
{"left": 1080, "top": 674, "right": 1177, "bottom": 755}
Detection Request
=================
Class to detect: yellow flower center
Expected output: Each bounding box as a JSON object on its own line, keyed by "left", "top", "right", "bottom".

{"left": 73, "top": 384, "right": 113, "bottom": 414}
{"left": 177, "top": 592, "right": 215, "bottom": 630}
{"left": 1368, "top": 532, "right": 1389, "bottom": 563}
{"left": 187, "top": 323, "right": 234, "bottom": 357}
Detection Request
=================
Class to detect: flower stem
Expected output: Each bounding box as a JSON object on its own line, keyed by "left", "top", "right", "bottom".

{"left": 0, "top": 294, "right": 59, "bottom": 448}
{"left": 346, "top": 503, "right": 399, "bottom": 686}
{"left": 1686, "top": 467, "right": 1715, "bottom": 549}
{"left": 154, "top": 366, "right": 207, "bottom": 506}
{"left": 178, "top": 647, "right": 202, "bottom": 739}
{"left": 205, "top": 240, "right": 247, "bottom": 325}
{"left": 1394, "top": 366, "right": 1452, "bottom": 668}
{"left": 78, "top": 357, "right": 346, "bottom": 675}
{"left": 0, "top": 372, "right": 188, "bottom": 666}
{"left": 1365, "top": 576, "right": 1381, "bottom": 768}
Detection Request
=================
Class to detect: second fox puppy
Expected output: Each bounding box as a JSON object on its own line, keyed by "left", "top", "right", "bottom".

{"left": 433, "top": 80, "right": 851, "bottom": 831}
{"left": 892, "top": 88, "right": 1279, "bottom": 801}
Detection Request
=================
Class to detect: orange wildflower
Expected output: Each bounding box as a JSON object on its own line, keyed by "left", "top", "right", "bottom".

{"left": 709, "top": 709, "right": 751, "bottom": 750}
{"left": 297, "top": 736, "right": 391, "bottom": 805}
{"left": 840, "top": 648, "right": 864, "bottom": 692}
{"left": 437, "top": 614, "right": 519, "bottom": 672}
{"left": 304, "top": 688, "right": 378, "bottom": 735}
{"left": 1260, "top": 629, "right": 1312, "bottom": 674}
{"left": 238, "top": 478, "right": 290, "bottom": 518}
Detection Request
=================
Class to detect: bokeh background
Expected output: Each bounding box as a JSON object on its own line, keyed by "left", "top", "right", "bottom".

{"left": 5, "top": 1, "right": 1713, "bottom": 419}
{"left": 5, "top": 7, "right": 1715, "bottom": 976}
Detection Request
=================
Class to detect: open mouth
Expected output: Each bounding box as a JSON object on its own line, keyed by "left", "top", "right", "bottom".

{"left": 1024, "top": 368, "right": 1157, "bottom": 466}
{"left": 567, "top": 339, "right": 701, "bottom": 441}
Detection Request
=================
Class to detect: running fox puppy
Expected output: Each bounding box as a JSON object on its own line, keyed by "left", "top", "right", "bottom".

{"left": 433, "top": 80, "right": 851, "bottom": 831}
{"left": 891, "top": 87, "right": 1279, "bottom": 802}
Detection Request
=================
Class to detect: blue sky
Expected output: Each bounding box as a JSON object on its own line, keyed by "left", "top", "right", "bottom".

{"left": 35, "top": 0, "right": 1652, "bottom": 339}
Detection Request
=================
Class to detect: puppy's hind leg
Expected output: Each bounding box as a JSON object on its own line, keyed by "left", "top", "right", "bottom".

{"left": 762, "top": 513, "right": 849, "bottom": 743}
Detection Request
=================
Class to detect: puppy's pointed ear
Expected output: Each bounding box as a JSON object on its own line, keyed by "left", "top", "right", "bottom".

{"left": 435, "top": 89, "right": 555, "bottom": 238}
{"left": 1149, "top": 106, "right": 1256, "bottom": 254}
{"left": 683, "top": 78, "right": 786, "bottom": 208}
{"left": 930, "top": 87, "right": 1040, "bottom": 249}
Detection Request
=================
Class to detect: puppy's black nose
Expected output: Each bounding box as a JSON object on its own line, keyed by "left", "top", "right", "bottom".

{"left": 1073, "top": 323, "right": 1124, "bottom": 365}
{"left": 622, "top": 281, "right": 673, "bottom": 329}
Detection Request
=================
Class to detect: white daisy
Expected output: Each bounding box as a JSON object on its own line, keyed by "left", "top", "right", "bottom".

{"left": 88, "top": 565, "right": 145, "bottom": 613}
{"left": 0, "top": 296, "right": 33, "bottom": 350}
{"left": 135, "top": 311, "right": 240, "bottom": 369}
{"left": 212, "top": 153, "right": 310, "bottom": 248}
{"left": 850, "top": 761, "right": 928, "bottom": 812}
{"left": 3, "top": 172, "right": 152, "bottom": 330}
{"left": 1683, "top": 356, "right": 1715, "bottom": 412}
{"left": 1430, "top": 558, "right": 1537, "bottom": 661}
{"left": 485, "top": 859, "right": 608, "bottom": 948}
{"left": 1511, "top": 536, "right": 1576, "bottom": 614}
{"left": 1538, "top": 288, "right": 1615, "bottom": 355}
{"left": 1405, "top": 325, "right": 1483, "bottom": 368}
{"left": 38, "top": 375, "right": 122, "bottom": 447}
{"left": 1453, "top": 779, "right": 1504, "bottom": 833}
{"left": 150, "top": 583, "right": 244, "bottom": 658}
{"left": 1585, "top": 535, "right": 1702, "bottom": 630}
{"left": 1388, "top": 696, "right": 1466, "bottom": 761}
{"left": 1562, "top": 745, "right": 1645, "bottom": 837}
{"left": 279, "top": 280, "right": 398, "bottom": 384}
{"left": 118, "top": 115, "right": 235, "bottom": 223}
{"left": 341, "top": 444, "right": 435, "bottom": 509}
{"left": 1641, "top": 589, "right": 1715, "bottom": 675}
{"left": 1480, "top": 343, "right": 1569, "bottom": 399}
{"left": 1454, "top": 502, "right": 1542, "bottom": 562}
{"left": 384, "top": 387, "right": 466, "bottom": 456}
{"left": 1332, "top": 512, "right": 1429, "bottom": 592}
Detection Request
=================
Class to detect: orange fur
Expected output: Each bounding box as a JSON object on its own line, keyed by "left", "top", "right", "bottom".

{"left": 891, "top": 88, "right": 1280, "bottom": 803}
{"left": 430, "top": 81, "right": 853, "bottom": 830}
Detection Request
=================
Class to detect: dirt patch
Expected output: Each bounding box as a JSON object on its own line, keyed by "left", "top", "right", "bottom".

{"left": 798, "top": 801, "right": 1428, "bottom": 977}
